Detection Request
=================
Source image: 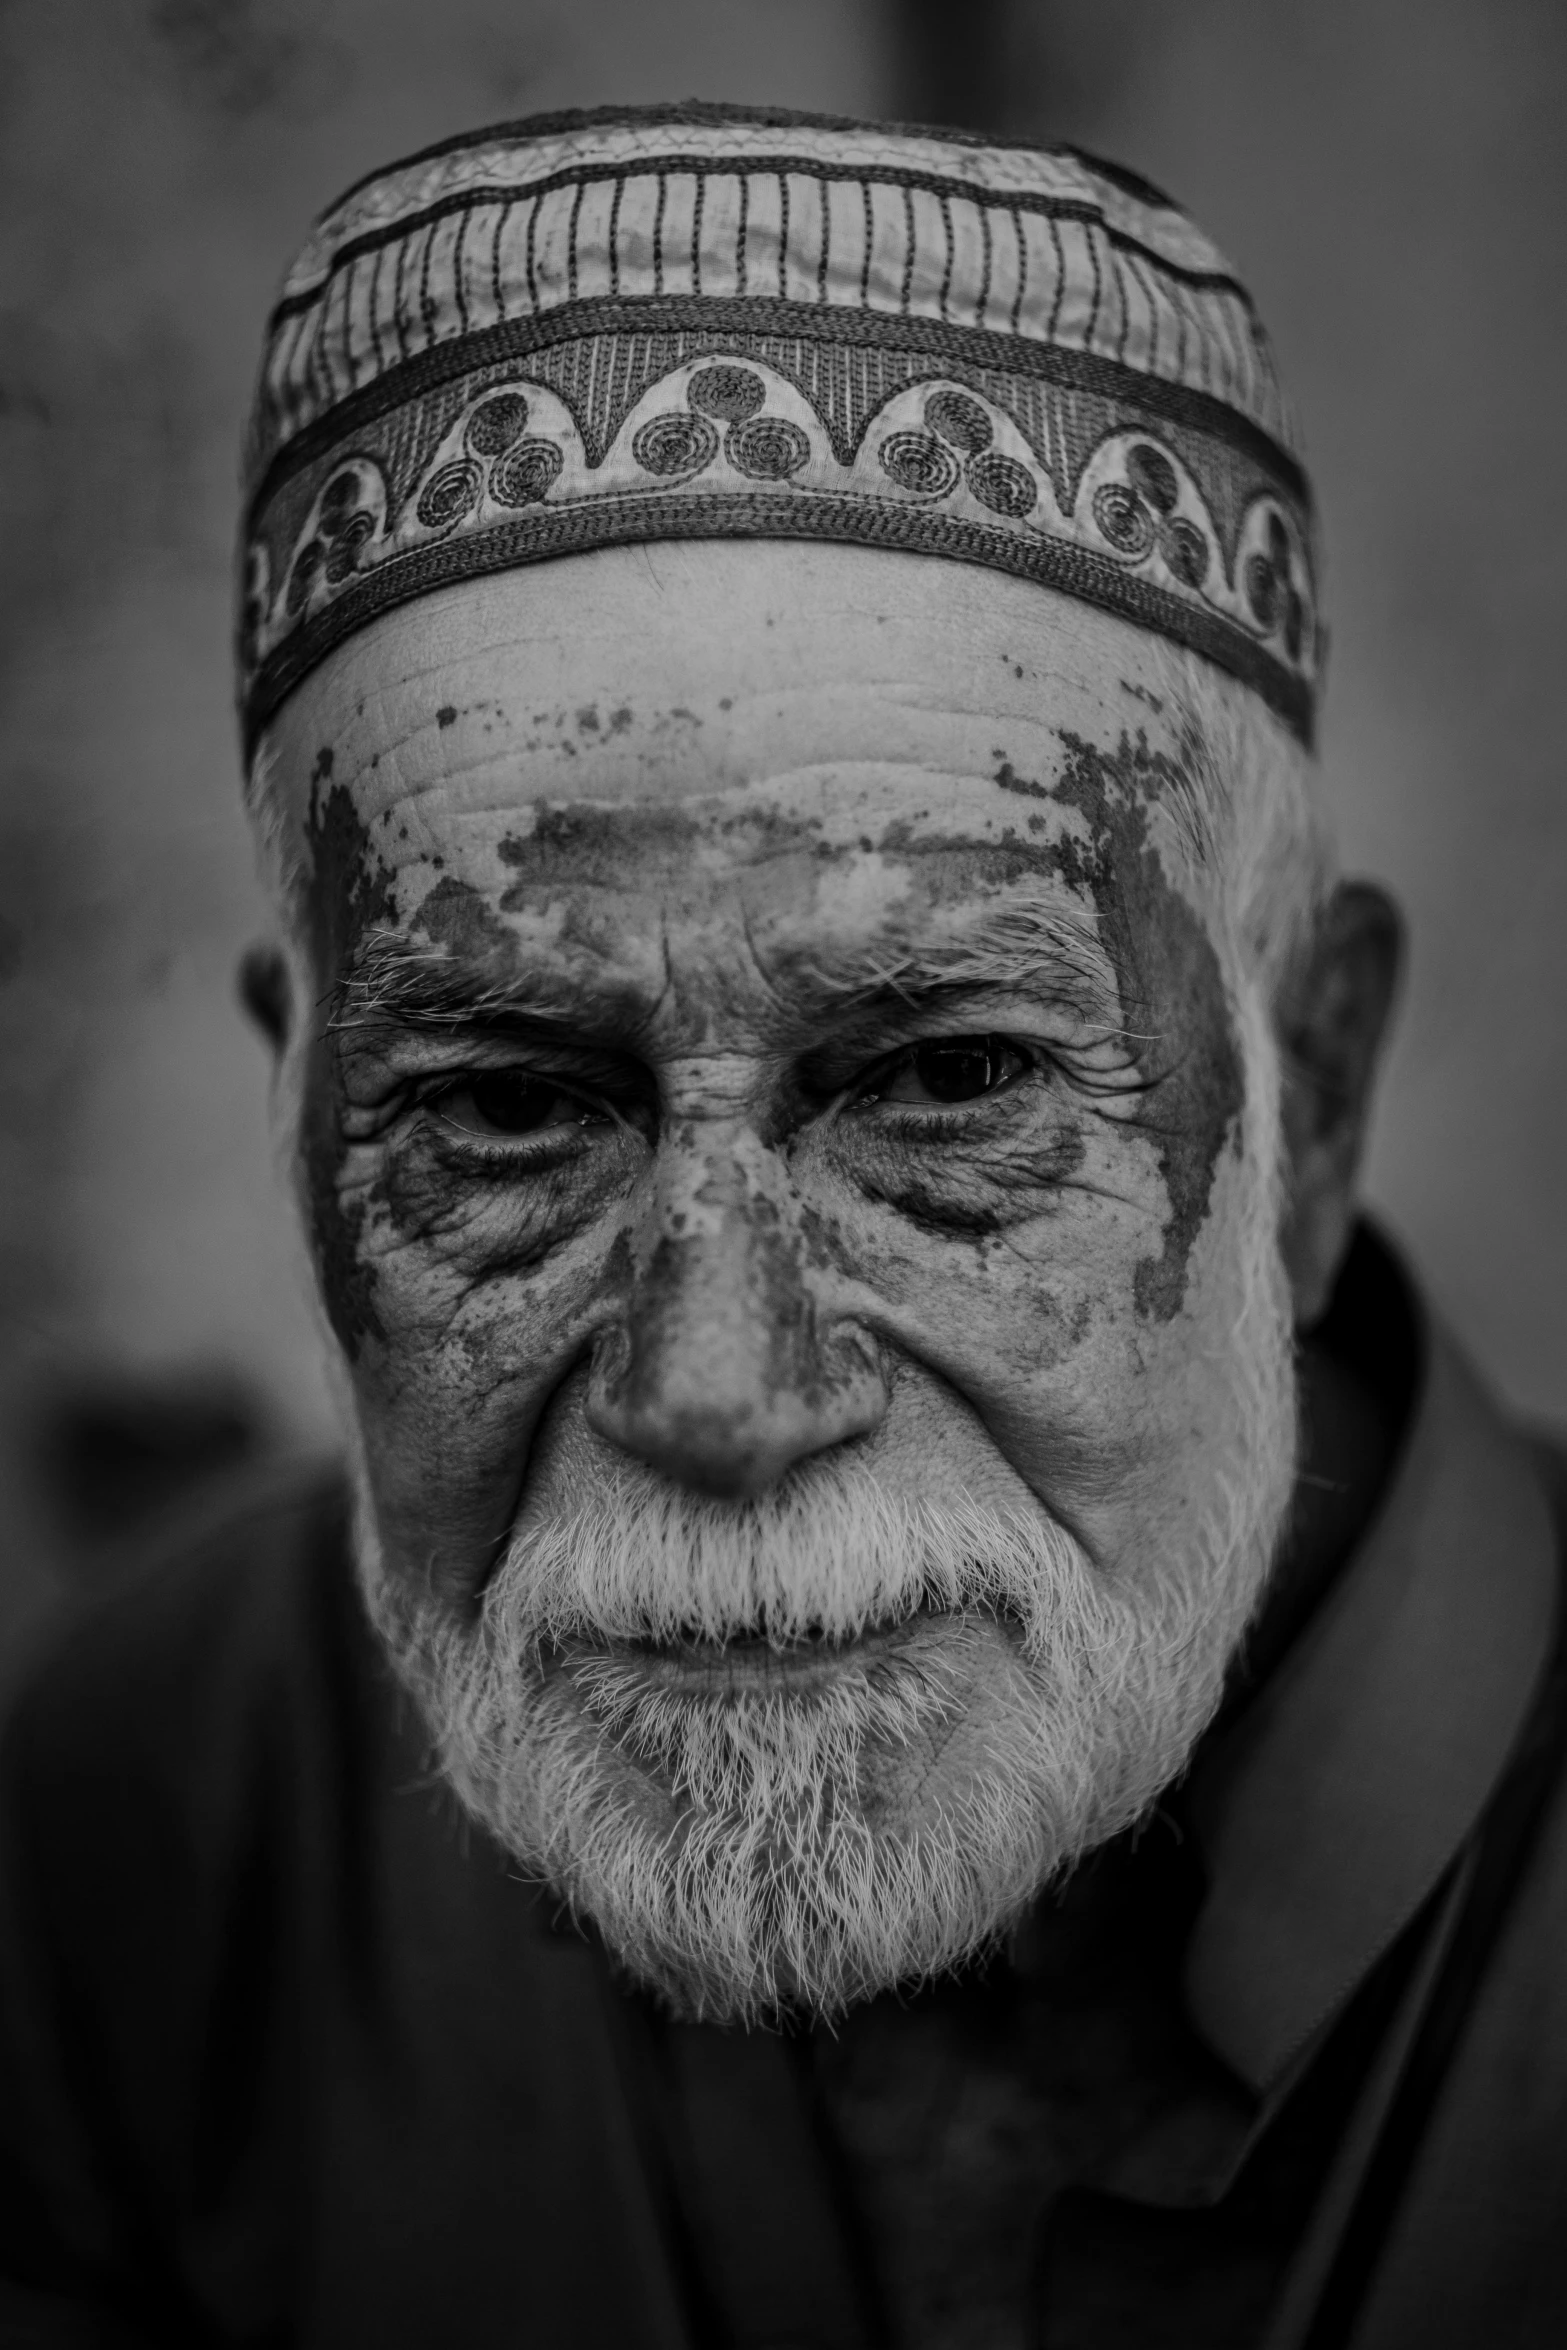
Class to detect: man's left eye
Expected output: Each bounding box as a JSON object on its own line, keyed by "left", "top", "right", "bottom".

{"left": 432, "top": 1071, "right": 592, "bottom": 1139}
{"left": 876, "top": 1034, "right": 1030, "bottom": 1106}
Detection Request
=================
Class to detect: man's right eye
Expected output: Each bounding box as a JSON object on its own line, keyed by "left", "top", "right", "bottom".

{"left": 874, "top": 1034, "right": 1032, "bottom": 1107}
{"left": 432, "top": 1071, "right": 595, "bottom": 1140}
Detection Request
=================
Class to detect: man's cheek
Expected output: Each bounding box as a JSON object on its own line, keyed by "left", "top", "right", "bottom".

{"left": 371, "top": 1152, "right": 592, "bottom": 1274}
{"left": 341, "top": 1231, "right": 619, "bottom": 1581}
{"left": 333, "top": 1188, "right": 604, "bottom": 1362}
{"left": 864, "top": 1218, "right": 1147, "bottom": 1381}
{"left": 820, "top": 1120, "right": 1176, "bottom": 1357}
{"left": 844, "top": 1125, "right": 1088, "bottom": 1241}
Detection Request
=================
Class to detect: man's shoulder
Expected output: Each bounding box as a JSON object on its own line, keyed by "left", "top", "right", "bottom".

{"left": 0, "top": 1465, "right": 619, "bottom": 2345}
{"left": 0, "top": 1459, "right": 371, "bottom": 1862}
{"left": 1355, "top": 1413, "right": 1567, "bottom": 2346}
{"left": 1528, "top": 1427, "right": 1567, "bottom": 1541}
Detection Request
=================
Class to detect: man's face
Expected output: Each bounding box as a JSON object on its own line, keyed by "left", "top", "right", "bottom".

{"left": 266, "top": 542, "right": 1296, "bottom": 2017}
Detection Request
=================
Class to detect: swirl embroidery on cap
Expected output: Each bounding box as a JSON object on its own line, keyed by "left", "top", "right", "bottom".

{"left": 631, "top": 365, "right": 813, "bottom": 484}
{"left": 255, "top": 354, "right": 1315, "bottom": 746}
{"left": 241, "top": 114, "right": 1319, "bottom": 749}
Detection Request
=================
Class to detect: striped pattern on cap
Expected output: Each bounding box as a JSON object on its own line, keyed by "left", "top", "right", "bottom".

{"left": 240, "top": 104, "right": 1319, "bottom": 749}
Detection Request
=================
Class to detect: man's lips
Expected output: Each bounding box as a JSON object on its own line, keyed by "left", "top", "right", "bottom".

{"left": 550, "top": 1606, "right": 977, "bottom": 1693}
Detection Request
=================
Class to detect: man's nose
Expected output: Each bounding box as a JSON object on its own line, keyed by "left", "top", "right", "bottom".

{"left": 586, "top": 1128, "right": 888, "bottom": 1500}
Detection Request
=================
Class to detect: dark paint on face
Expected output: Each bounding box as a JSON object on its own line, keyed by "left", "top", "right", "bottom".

{"left": 589, "top": 1146, "right": 885, "bottom": 1494}
{"left": 297, "top": 687, "right": 1238, "bottom": 1389}
{"left": 413, "top": 871, "right": 522, "bottom": 966}
{"left": 471, "top": 721, "right": 1234, "bottom": 1329}
{"left": 301, "top": 778, "right": 399, "bottom": 1356}
{"left": 1048, "top": 728, "right": 1244, "bottom": 1322}
{"left": 607, "top": 1186, "right": 824, "bottom": 1421}
{"left": 495, "top": 797, "right": 851, "bottom": 902}
{"left": 978, "top": 726, "right": 1243, "bottom": 1321}
{"left": 823, "top": 723, "right": 1240, "bottom": 1320}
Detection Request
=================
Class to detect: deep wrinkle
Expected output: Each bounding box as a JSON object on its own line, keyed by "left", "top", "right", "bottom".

{"left": 377, "top": 1139, "right": 606, "bottom": 1274}
{"left": 851, "top": 1122, "right": 1091, "bottom": 1240}
{"left": 362, "top": 882, "right": 1123, "bottom": 1065}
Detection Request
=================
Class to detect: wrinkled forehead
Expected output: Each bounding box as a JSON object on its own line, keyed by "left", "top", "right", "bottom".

{"left": 260, "top": 542, "right": 1221, "bottom": 960}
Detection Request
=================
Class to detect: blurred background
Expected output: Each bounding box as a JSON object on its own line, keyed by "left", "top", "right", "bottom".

{"left": 1, "top": 0, "right": 1563, "bottom": 1668}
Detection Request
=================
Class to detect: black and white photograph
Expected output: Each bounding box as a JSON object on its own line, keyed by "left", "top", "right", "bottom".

{"left": 1, "top": 5, "right": 1564, "bottom": 2344}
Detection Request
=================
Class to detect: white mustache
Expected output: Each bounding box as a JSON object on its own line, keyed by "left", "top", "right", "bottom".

{"left": 481, "top": 1460, "right": 1121, "bottom": 1668}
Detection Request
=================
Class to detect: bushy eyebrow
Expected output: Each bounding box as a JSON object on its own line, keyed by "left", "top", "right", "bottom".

{"left": 330, "top": 899, "right": 1129, "bottom": 1044}
{"left": 329, "top": 930, "right": 609, "bottom": 1034}
{"left": 781, "top": 901, "right": 1125, "bottom": 1030}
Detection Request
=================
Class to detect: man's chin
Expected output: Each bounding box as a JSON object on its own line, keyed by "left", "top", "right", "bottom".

{"left": 361, "top": 1325, "right": 1293, "bottom": 2018}
{"left": 422, "top": 1605, "right": 1224, "bottom": 2023}
{"left": 543, "top": 1606, "right": 1023, "bottom": 1837}
{"left": 536, "top": 1674, "right": 1054, "bottom": 2022}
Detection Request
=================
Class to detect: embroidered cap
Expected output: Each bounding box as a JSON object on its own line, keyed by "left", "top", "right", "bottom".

{"left": 239, "top": 103, "right": 1320, "bottom": 752}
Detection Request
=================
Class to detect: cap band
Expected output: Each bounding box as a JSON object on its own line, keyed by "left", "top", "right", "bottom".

{"left": 240, "top": 106, "right": 1319, "bottom": 750}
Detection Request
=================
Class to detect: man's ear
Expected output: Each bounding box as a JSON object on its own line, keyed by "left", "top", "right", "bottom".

{"left": 238, "top": 940, "right": 293, "bottom": 1059}
{"left": 1278, "top": 880, "right": 1404, "bottom": 1329}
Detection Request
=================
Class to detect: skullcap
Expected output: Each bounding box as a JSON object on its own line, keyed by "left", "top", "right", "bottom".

{"left": 238, "top": 103, "right": 1319, "bottom": 751}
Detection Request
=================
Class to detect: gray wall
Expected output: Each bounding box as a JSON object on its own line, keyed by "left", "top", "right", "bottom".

{"left": 1, "top": 0, "right": 1561, "bottom": 1653}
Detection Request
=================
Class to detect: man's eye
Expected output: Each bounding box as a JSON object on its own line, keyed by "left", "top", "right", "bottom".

{"left": 432, "top": 1071, "right": 591, "bottom": 1139}
{"left": 878, "top": 1035, "right": 1030, "bottom": 1106}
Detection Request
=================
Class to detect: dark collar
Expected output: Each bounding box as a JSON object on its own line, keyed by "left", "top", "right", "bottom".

{"left": 1182, "top": 1246, "right": 1559, "bottom": 2096}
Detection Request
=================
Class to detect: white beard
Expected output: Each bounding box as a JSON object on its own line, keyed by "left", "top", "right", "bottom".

{"left": 358, "top": 1023, "right": 1297, "bottom": 2024}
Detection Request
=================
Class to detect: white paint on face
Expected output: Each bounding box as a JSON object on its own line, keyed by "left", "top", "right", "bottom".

{"left": 268, "top": 540, "right": 1298, "bottom": 2017}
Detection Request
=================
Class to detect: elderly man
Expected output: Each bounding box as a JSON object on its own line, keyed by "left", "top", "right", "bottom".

{"left": 2, "top": 104, "right": 1563, "bottom": 2350}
